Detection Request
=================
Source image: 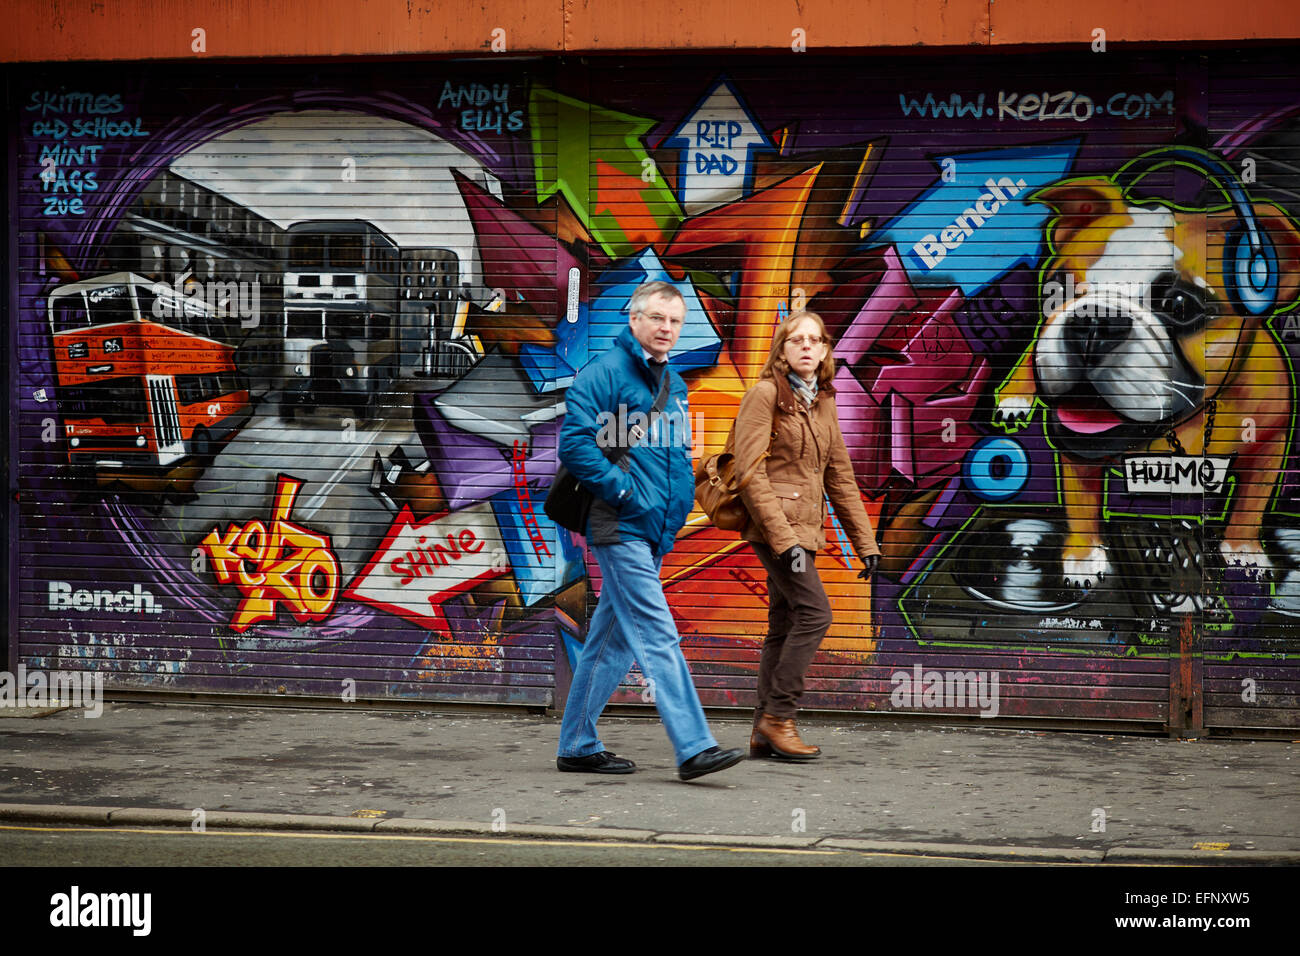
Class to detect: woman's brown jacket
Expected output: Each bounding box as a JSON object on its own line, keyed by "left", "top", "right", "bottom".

{"left": 731, "top": 373, "right": 881, "bottom": 561}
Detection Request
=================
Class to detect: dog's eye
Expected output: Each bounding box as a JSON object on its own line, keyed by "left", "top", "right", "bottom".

{"left": 1155, "top": 274, "right": 1206, "bottom": 329}
{"left": 1164, "top": 290, "right": 1205, "bottom": 328}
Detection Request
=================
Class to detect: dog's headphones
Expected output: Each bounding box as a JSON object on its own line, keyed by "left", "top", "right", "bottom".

{"left": 1114, "top": 146, "right": 1279, "bottom": 316}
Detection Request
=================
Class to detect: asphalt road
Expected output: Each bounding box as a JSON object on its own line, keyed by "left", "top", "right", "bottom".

{"left": 0, "top": 823, "right": 1025, "bottom": 866}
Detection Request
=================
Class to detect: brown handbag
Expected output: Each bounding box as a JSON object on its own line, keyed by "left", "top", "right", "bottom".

{"left": 694, "top": 421, "right": 772, "bottom": 532}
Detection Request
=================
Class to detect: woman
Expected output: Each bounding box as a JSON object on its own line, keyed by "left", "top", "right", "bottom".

{"left": 732, "top": 310, "right": 881, "bottom": 760}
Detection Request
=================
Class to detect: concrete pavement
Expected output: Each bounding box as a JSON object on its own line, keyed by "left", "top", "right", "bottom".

{"left": 1, "top": 701, "right": 1296, "bottom": 864}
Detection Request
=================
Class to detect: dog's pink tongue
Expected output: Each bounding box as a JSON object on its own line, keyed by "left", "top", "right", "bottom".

{"left": 1057, "top": 404, "right": 1123, "bottom": 434}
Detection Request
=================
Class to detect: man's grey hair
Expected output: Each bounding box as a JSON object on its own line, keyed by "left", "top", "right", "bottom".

{"left": 627, "top": 280, "right": 685, "bottom": 317}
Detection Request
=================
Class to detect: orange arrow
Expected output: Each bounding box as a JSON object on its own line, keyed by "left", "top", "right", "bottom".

{"left": 665, "top": 165, "right": 822, "bottom": 384}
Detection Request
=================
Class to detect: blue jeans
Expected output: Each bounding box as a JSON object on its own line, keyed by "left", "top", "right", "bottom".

{"left": 557, "top": 539, "right": 717, "bottom": 765}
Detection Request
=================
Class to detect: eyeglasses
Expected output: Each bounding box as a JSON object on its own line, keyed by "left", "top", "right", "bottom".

{"left": 787, "top": 335, "right": 825, "bottom": 348}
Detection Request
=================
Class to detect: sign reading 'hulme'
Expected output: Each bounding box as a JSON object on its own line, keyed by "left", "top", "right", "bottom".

{"left": 1124, "top": 455, "right": 1233, "bottom": 495}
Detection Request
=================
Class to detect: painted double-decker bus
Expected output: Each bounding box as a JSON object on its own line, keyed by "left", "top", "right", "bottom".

{"left": 281, "top": 220, "right": 401, "bottom": 419}
{"left": 47, "top": 273, "right": 252, "bottom": 468}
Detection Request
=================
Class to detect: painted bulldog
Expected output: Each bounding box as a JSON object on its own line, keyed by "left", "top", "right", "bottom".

{"left": 995, "top": 172, "right": 1300, "bottom": 587}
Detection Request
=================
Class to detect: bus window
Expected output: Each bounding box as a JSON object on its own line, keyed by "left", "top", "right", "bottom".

{"left": 287, "top": 310, "right": 323, "bottom": 340}
{"left": 181, "top": 298, "right": 217, "bottom": 341}
{"left": 175, "top": 373, "right": 204, "bottom": 405}
{"left": 177, "top": 372, "right": 236, "bottom": 406}
{"left": 61, "top": 377, "right": 149, "bottom": 424}
{"left": 51, "top": 295, "right": 92, "bottom": 333}
{"left": 326, "top": 311, "right": 366, "bottom": 341}
{"left": 368, "top": 313, "right": 391, "bottom": 341}
{"left": 331, "top": 235, "right": 364, "bottom": 269}
{"left": 85, "top": 285, "right": 138, "bottom": 325}
{"left": 134, "top": 284, "right": 163, "bottom": 323}
{"left": 289, "top": 234, "right": 325, "bottom": 269}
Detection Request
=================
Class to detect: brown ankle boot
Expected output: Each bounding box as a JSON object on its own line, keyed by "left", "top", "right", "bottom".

{"left": 750, "top": 715, "right": 773, "bottom": 757}
{"left": 754, "top": 713, "right": 820, "bottom": 760}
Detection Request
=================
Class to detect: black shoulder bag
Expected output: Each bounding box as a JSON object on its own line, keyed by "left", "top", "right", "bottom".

{"left": 545, "top": 366, "right": 673, "bottom": 534}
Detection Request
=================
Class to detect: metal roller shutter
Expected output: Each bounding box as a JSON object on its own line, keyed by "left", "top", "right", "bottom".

{"left": 1202, "top": 54, "right": 1300, "bottom": 732}
{"left": 14, "top": 63, "right": 563, "bottom": 706}
{"left": 585, "top": 54, "right": 1189, "bottom": 728}
{"left": 9, "top": 49, "right": 1300, "bottom": 732}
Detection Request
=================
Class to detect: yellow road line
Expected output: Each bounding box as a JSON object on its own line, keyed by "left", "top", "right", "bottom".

{"left": 0, "top": 823, "right": 841, "bottom": 855}
{"left": 0, "top": 824, "right": 1099, "bottom": 862}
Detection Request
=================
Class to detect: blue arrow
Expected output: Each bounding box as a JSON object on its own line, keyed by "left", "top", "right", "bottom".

{"left": 584, "top": 248, "right": 721, "bottom": 373}
{"left": 561, "top": 631, "right": 585, "bottom": 672}
{"left": 872, "top": 140, "right": 1080, "bottom": 296}
{"left": 517, "top": 248, "right": 721, "bottom": 392}
{"left": 519, "top": 305, "right": 584, "bottom": 394}
{"left": 488, "top": 486, "right": 585, "bottom": 606}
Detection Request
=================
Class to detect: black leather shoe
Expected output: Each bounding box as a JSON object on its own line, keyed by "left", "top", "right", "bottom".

{"left": 556, "top": 751, "right": 636, "bottom": 774}
{"left": 678, "top": 746, "right": 744, "bottom": 781}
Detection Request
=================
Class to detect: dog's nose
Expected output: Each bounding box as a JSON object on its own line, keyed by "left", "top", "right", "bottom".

{"left": 1064, "top": 309, "right": 1133, "bottom": 363}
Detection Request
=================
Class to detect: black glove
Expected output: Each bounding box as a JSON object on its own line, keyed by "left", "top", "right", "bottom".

{"left": 857, "top": 553, "right": 880, "bottom": 579}
{"left": 777, "top": 545, "right": 808, "bottom": 574}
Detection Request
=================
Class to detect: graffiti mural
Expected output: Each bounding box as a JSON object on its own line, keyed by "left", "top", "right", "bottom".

{"left": 12, "top": 52, "right": 1300, "bottom": 727}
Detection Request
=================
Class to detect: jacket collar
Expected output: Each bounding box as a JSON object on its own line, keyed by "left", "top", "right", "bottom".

{"left": 772, "top": 370, "right": 834, "bottom": 412}
{"left": 772, "top": 372, "right": 801, "bottom": 413}
{"left": 617, "top": 325, "right": 665, "bottom": 384}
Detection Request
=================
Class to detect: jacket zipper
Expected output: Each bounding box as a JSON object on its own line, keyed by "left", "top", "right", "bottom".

{"left": 659, "top": 378, "right": 670, "bottom": 547}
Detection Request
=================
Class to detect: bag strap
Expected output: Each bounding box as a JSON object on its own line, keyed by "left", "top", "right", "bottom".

{"left": 720, "top": 396, "right": 777, "bottom": 492}
{"left": 629, "top": 363, "right": 673, "bottom": 446}
{"left": 608, "top": 361, "right": 674, "bottom": 465}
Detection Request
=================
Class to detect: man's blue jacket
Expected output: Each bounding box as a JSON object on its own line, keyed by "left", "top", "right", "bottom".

{"left": 558, "top": 325, "right": 694, "bottom": 556}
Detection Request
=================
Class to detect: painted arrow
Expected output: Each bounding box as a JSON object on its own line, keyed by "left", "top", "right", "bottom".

{"left": 662, "top": 76, "right": 776, "bottom": 216}
{"left": 828, "top": 248, "right": 990, "bottom": 492}
{"left": 872, "top": 140, "right": 1080, "bottom": 296}
{"left": 415, "top": 391, "right": 561, "bottom": 508}
{"left": 489, "top": 484, "right": 585, "bottom": 607}
{"left": 664, "top": 165, "right": 822, "bottom": 385}
{"left": 455, "top": 169, "right": 584, "bottom": 323}
{"left": 583, "top": 247, "right": 721, "bottom": 372}
{"left": 518, "top": 246, "right": 722, "bottom": 389}
{"left": 528, "top": 85, "right": 684, "bottom": 260}
{"left": 343, "top": 502, "right": 509, "bottom": 633}
{"left": 433, "top": 351, "right": 564, "bottom": 447}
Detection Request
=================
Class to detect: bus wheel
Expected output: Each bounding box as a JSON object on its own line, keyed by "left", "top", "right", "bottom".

{"left": 191, "top": 428, "right": 213, "bottom": 462}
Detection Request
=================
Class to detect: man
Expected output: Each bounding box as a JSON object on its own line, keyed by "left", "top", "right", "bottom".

{"left": 555, "top": 279, "right": 744, "bottom": 781}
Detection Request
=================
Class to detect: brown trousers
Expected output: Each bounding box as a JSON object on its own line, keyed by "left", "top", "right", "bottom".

{"left": 749, "top": 541, "right": 834, "bottom": 720}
